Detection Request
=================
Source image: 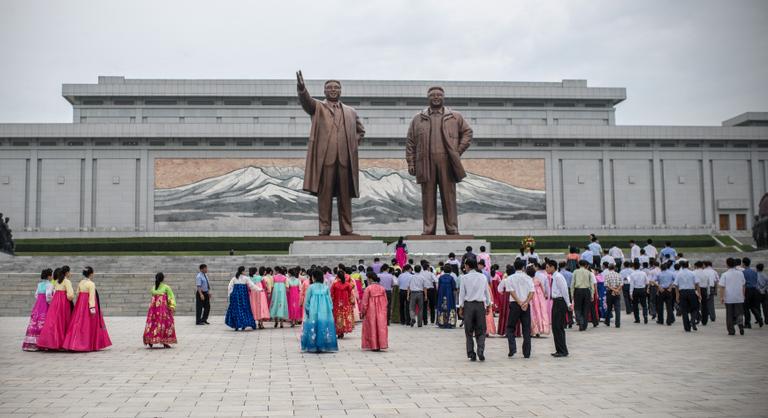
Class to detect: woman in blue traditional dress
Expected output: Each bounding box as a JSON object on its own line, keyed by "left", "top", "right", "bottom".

{"left": 301, "top": 269, "right": 338, "bottom": 353}
{"left": 225, "top": 266, "right": 258, "bottom": 331}
{"left": 435, "top": 264, "right": 458, "bottom": 328}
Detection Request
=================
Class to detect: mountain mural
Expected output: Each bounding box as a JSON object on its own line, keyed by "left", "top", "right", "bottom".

{"left": 154, "top": 165, "right": 546, "bottom": 230}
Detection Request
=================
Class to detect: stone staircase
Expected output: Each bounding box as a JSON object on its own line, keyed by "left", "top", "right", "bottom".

{"left": 1, "top": 251, "right": 759, "bottom": 316}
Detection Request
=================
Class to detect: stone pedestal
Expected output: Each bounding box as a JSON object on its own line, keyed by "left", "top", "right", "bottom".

{"left": 289, "top": 237, "right": 386, "bottom": 255}
{"left": 387, "top": 237, "right": 490, "bottom": 255}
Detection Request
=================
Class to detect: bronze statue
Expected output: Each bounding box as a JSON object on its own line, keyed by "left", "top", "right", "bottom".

{"left": 296, "top": 71, "right": 365, "bottom": 235}
{"left": 406, "top": 86, "right": 473, "bottom": 235}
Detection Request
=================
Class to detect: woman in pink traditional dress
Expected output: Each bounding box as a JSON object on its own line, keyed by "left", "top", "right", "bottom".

{"left": 37, "top": 266, "right": 75, "bottom": 351}
{"left": 484, "top": 281, "right": 497, "bottom": 336}
{"left": 346, "top": 268, "right": 362, "bottom": 323}
{"left": 62, "top": 267, "right": 112, "bottom": 352}
{"left": 495, "top": 266, "right": 511, "bottom": 336}
{"left": 394, "top": 237, "right": 408, "bottom": 269}
{"left": 490, "top": 264, "right": 502, "bottom": 315}
{"left": 143, "top": 272, "right": 176, "bottom": 348}
{"left": 286, "top": 268, "right": 303, "bottom": 327}
{"left": 530, "top": 263, "right": 551, "bottom": 337}
{"left": 361, "top": 272, "right": 388, "bottom": 351}
{"left": 22, "top": 269, "right": 54, "bottom": 351}
{"left": 248, "top": 267, "right": 270, "bottom": 329}
{"left": 299, "top": 272, "right": 311, "bottom": 321}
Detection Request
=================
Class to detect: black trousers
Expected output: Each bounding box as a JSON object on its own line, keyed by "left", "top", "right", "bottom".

{"left": 463, "top": 301, "right": 486, "bottom": 356}
{"left": 632, "top": 288, "right": 648, "bottom": 322}
{"left": 551, "top": 297, "right": 568, "bottom": 355}
{"left": 423, "top": 287, "right": 437, "bottom": 324}
{"left": 762, "top": 293, "right": 768, "bottom": 324}
{"left": 195, "top": 291, "right": 210, "bottom": 323}
{"left": 592, "top": 255, "right": 601, "bottom": 270}
{"left": 647, "top": 286, "right": 658, "bottom": 317}
{"left": 678, "top": 289, "right": 699, "bottom": 331}
{"left": 385, "top": 290, "right": 392, "bottom": 325}
{"left": 657, "top": 289, "right": 675, "bottom": 325}
{"left": 507, "top": 301, "right": 532, "bottom": 357}
{"left": 605, "top": 292, "right": 621, "bottom": 327}
{"left": 622, "top": 283, "right": 632, "bottom": 313}
{"left": 700, "top": 288, "right": 710, "bottom": 326}
{"left": 399, "top": 289, "right": 410, "bottom": 325}
{"left": 573, "top": 288, "right": 592, "bottom": 331}
{"left": 744, "top": 288, "right": 764, "bottom": 327}
{"left": 725, "top": 303, "right": 745, "bottom": 335}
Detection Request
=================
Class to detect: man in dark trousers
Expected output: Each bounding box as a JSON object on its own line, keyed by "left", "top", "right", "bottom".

{"left": 397, "top": 265, "right": 413, "bottom": 326}
{"left": 546, "top": 260, "right": 570, "bottom": 357}
{"left": 195, "top": 264, "right": 211, "bottom": 325}
{"left": 498, "top": 259, "right": 535, "bottom": 358}
{"left": 458, "top": 258, "right": 491, "bottom": 361}
{"left": 570, "top": 260, "right": 595, "bottom": 331}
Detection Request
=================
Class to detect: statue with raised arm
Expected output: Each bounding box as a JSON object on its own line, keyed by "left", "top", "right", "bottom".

{"left": 296, "top": 71, "right": 366, "bottom": 236}
{"left": 406, "top": 86, "right": 473, "bottom": 235}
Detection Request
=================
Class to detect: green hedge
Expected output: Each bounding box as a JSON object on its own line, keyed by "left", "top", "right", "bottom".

{"left": 15, "top": 237, "right": 299, "bottom": 253}
{"left": 15, "top": 235, "right": 717, "bottom": 253}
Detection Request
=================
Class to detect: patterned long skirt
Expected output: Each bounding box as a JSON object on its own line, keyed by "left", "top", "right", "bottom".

{"left": 143, "top": 294, "right": 177, "bottom": 345}
{"left": 22, "top": 294, "right": 49, "bottom": 351}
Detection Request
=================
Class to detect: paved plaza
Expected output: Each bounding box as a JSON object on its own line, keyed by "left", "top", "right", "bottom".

{"left": 1, "top": 312, "right": 767, "bottom": 418}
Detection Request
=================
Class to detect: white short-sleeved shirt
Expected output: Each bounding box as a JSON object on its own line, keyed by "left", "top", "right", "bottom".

{"left": 498, "top": 272, "right": 534, "bottom": 302}
{"left": 720, "top": 269, "right": 746, "bottom": 304}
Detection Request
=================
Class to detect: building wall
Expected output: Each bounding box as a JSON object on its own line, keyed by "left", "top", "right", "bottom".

{"left": 2, "top": 144, "right": 765, "bottom": 237}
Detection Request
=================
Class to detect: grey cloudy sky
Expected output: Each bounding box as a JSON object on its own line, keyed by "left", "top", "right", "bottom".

{"left": 1, "top": 0, "right": 766, "bottom": 126}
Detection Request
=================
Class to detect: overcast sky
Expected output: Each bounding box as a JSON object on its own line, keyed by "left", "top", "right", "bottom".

{"left": 1, "top": 0, "right": 766, "bottom": 126}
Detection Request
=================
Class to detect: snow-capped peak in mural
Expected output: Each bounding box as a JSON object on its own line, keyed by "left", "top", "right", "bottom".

{"left": 154, "top": 161, "right": 546, "bottom": 233}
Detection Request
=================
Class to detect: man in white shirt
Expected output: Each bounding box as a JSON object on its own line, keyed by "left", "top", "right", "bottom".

{"left": 629, "top": 240, "right": 641, "bottom": 263}
{"left": 609, "top": 245, "right": 625, "bottom": 267}
{"left": 498, "top": 259, "right": 534, "bottom": 358}
{"left": 546, "top": 260, "right": 570, "bottom": 357}
{"left": 619, "top": 261, "right": 633, "bottom": 314}
{"left": 645, "top": 261, "right": 660, "bottom": 320}
{"left": 458, "top": 258, "right": 491, "bottom": 361}
{"left": 419, "top": 261, "right": 437, "bottom": 325}
{"left": 693, "top": 261, "right": 712, "bottom": 326}
{"left": 588, "top": 237, "right": 602, "bottom": 269}
{"left": 719, "top": 257, "right": 746, "bottom": 335}
{"left": 445, "top": 252, "right": 460, "bottom": 267}
{"left": 408, "top": 265, "right": 427, "bottom": 328}
{"left": 600, "top": 249, "right": 615, "bottom": 270}
{"left": 703, "top": 261, "right": 719, "bottom": 323}
{"left": 580, "top": 248, "right": 594, "bottom": 264}
{"left": 643, "top": 239, "right": 658, "bottom": 261}
{"left": 629, "top": 262, "right": 649, "bottom": 324}
{"left": 638, "top": 249, "right": 650, "bottom": 266}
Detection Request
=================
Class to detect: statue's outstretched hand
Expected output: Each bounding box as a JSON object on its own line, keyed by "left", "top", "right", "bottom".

{"left": 296, "top": 70, "right": 306, "bottom": 92}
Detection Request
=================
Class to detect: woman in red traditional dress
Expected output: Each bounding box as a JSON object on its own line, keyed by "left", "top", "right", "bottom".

{"left": 330, "top": 270, "right": 355, "bottom": 338}
{"left": 62, "top": 266, "right": 112, "bottom": 352}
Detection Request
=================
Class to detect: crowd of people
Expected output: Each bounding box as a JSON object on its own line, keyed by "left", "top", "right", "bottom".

{"left": 20, "top": 237, "right": 768, "bottom": 360}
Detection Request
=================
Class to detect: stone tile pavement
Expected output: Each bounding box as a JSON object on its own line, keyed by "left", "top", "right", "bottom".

{"left": 1, "top": 311, "right": 767, "bottom": 417}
